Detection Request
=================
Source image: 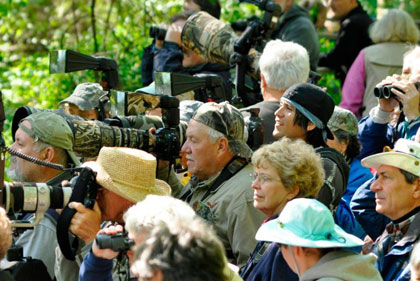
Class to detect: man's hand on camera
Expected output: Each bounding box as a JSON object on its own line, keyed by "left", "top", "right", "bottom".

{"left": 391, "top": 80, "right": 420, "bottom": 121}
{"left": 69, "top": 201, "right": 102, "bottom": 244}
{"left": 91, "top": 224, "right": 124, "bottom": 260}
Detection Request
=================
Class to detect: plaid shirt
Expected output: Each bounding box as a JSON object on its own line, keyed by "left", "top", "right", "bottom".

{"left": 373, "top": 210, "right": 420, "bottom": 281}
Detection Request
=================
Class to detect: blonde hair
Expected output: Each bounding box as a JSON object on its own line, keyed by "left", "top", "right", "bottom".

{"left": 251, "top": 138, "right": 324, "bottom": 199}
{"left": 0, "top": 207, "right": 12, "bottom": 259}
{"left": 370, "top": 9, "right": 419, "bottom": 44}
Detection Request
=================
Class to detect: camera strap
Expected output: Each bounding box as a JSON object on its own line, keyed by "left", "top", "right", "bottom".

{"left": 57, "top": 167, "right": 98, "bottom": 261}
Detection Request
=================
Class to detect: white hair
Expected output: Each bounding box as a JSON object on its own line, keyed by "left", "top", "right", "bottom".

{"left": 370, "top": 9, "right": 419, "bottom": 44}
{"left": 259, "top": 39, "right": 310, "bottom": 91}
{"left": 124, "top": 195, "right": 197, "bottom": 238}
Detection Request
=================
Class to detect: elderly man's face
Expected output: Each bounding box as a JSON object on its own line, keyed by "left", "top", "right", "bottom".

{"left": 7, "top": 121, "right": 44, "bottom": 182}
{"left": 402, "top": 54, "right": 420, "bottom": 83}
{"left": 180, "top": 119, "right": 222, "bottom": 180}
{"left": 370, "top": 165, "right": 420, "bottom": 220}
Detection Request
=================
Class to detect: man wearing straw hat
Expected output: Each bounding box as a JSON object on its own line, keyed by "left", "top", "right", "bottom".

{"left": 55, "top": 147, "right": 171, "bottom": 281}
{"left": 179, "top": 101, "right": 265, "bottom": 267}
{"left": 360, "top": 138, "right": 420, "bottom": 281}
{"left": 255, "top": 198, "right": 382, "bottom": 280}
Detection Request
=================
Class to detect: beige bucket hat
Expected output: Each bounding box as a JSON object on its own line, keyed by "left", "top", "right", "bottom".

{"left": 83, "top": 147, "right": 171, "bottom": 203}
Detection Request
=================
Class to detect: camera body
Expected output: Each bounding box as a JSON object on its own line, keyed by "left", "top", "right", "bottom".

{"left": 96, "top": 232, "right": 135, "bottom": 252}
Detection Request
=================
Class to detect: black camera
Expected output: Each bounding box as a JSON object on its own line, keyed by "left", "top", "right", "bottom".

{"left": 374, "top": 82, "right": 420, "bottom": 99}
{"left": 96, "top": 232, "right": 135, "bottom": 252}
{"left": 149, "top": 26, "right": 167, "bottom": 41}
{"left": 243, "top": 108, "right": 265, "bottom": 150}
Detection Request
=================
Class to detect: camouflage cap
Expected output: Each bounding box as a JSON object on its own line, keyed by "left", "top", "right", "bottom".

{"left": 19, "top": 112, "right": 80, "bottom": 166}
{"left": 327, "top": 106, "right": 358, "bottom": 136}
{"left": 180, "top": 100, "right": 204, "bottom": 122}
{"left": 60, "top": 82, "right": 105, "bottom": 111}
{"left": 192, "top": 101, "right": 252, "bottom": 158}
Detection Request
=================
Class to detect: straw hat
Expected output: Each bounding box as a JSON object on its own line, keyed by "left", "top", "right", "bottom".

{"left": 83, "top": 147, "right": 171, "bottom": 203}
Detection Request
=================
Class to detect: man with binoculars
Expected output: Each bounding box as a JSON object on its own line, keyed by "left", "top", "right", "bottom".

{"left": 358, "top": 46, "right": 420, "bottom": 160}
{"left": 351, "top": 45, "right": 420, "bottom": 243}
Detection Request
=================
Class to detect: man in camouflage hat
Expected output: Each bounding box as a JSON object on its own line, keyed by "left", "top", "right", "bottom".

{"left": 6, "top": 111, "right": 80, "bottom": 279}
{"left": 60, "top": 82, "right": 109, "bottom": 120}
{"left": 152, "top": 11, "right": 232, "bottom": 101}
{"left": 177, "top": 101, "right": 265, "bottom": 267}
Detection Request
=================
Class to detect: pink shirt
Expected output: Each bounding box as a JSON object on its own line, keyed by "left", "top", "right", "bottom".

{"left": 340, "top": 50, "right": 366, "bottom": 118}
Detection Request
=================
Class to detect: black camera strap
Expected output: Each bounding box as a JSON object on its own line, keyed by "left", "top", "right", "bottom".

{"left": 57, "top": 167, "right": 98, "bottom": 261}
{"left": 181, "top": 157, "right": 248, "bottom": 203}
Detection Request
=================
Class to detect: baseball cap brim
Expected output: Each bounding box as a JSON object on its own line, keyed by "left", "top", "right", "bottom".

{"left": 229, "top": 139, "right": 253, "bottom": 159}
{"left": 362, "top": 152, "right": 420, "bottom": 177}
{"left": 255, "top": 219, "right": 364, "bottom": 248}
{"left": 67, "top": 150, "right": 81, "bottom": 166}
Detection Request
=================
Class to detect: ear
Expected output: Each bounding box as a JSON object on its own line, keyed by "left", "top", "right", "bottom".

{"left": 287, "top": 185, "right": 300, "bottom": 201}
{"left": 306, "top": 121, "right": 316, "bottom": 132}
{"left": 261, "top": 73, "right": 267, "bottom": 90}
{"left": 412, "top": 178, "right": 420, "bottom": 199}
{"left": 293, "top": 246, "right": 304, "bottom": 259}
{"left": 216, "top": 137, "right": 230, "bottom": 155}
{"left": 40, "top": 146, "right": 55, "bottom": 162}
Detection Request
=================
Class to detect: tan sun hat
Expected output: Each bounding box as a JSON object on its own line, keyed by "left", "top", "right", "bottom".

{"left": 83, "top": 147, "right": 171, "bottom": 203}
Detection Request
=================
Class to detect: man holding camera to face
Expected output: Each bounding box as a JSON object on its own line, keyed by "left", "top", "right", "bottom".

{"left": 5, "top": 111, "right": 80, "bottom": 280}
{"left": 351, "top": 46, "right": 420, "bottom": 242}
{"left": 55, "top": 147, "right": 171, "bottom": 281}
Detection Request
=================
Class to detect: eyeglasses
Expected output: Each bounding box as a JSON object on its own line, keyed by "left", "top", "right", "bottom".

{"left": 250, "top": 172, "right": 282, "bottom": 185}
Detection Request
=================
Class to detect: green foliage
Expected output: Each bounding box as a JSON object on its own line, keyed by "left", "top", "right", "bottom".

{"left": 0, "top": 0, "right": 417, "bottom": 141}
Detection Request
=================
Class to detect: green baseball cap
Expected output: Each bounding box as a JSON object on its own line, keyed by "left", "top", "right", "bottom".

{"left": 192, "top": 101, "right": 253, "bottom": 159}
{"left": 60, "top": 82, "right": 105, "bottom": 111}
{"left": 256, "top": 198, "right": 363, "bottom": 248}
{"left": 327, "top": 106, "right": 358, "bottom": 136}
{"left": 19, "top": 112, "right": 80, "bottom": 166}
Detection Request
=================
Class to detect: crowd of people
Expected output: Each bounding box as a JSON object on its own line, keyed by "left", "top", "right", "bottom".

{"left": 1, "top": 0, "right": 420, "bottom": 280}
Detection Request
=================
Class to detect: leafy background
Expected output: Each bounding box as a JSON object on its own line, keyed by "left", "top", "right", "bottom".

{"left": 0, "top": 0, "right": 419, "bottom": 147}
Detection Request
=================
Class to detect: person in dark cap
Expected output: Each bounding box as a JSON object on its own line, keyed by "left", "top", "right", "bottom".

{"left": 177, "top": 101, "right": 265, "bottom": 267}
{"left": 273, "top": 83, "right": 349, "bottom": 211}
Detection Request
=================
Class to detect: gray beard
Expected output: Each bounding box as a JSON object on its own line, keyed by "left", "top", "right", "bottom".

{"left": 7, "top": 156, "right": 26, "bottom": 182}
